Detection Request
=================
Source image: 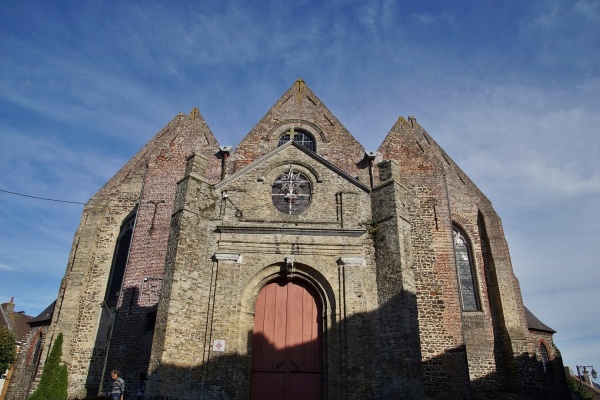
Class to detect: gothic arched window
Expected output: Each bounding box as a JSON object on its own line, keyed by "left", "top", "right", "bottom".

{"left": 23, "top": 329, "right": 45, "bottom": 384}
{"left": 453, "top": 225, "right": 481, "bottom": 311}
{"left": 104, "top": 210, "right": 136, "bottom": 307}
{"left": 28, "top": 331, "right": 43, "bottom": 367}
{"left": 540, "top": 343, "right": 550, "bottom": 373}
{"left": 277, "top": 128, "right": 316, "bottom": 152}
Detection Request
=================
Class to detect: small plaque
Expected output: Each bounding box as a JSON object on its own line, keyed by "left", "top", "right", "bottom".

{"left": 213, "top": 340, "right": 225, "bottom": 352}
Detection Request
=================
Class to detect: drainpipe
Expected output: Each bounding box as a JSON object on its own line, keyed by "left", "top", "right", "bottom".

{"left": 364, "top": 151, "right": 378, "bottom": 189}
{"left": 219, "top": 146, "right": 232, "bottom": 181}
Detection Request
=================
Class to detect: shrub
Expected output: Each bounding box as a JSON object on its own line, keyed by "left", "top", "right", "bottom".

{"left": 0, "top": 326, "right": 16, "bottom": 372}
{"left": 566, "top": 372, "right": 593, "bottom": 400}
{"left": 29, "top": 333, "right": 68, "bottom": 400}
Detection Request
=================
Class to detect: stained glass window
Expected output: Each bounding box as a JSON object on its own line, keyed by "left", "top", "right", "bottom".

{"left": 453, "top": 226, "right": 480, "bottom": 311}
{"left": 271, "top": 166, "right": 311, "bottom": 215}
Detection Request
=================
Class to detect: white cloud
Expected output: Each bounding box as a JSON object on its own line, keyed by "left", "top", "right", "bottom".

{"left": 0, "top": 262, "right": 18, "bottom": 271}
{"left": 0, "top": 129, "right": 125, "bottom": 199}
{"left": 528, "top": 4, "right": 562, "bottom": 28}
{"left": 411, "top": 12, "right": 450, "bottom": 25}
{"left": 402, "top": 80, "right": 598, "bottom": 209}
{"left": 574, "top": 0, "right": 600, "bottom": 21}
{"left": 0, "top": 58, "right": 172, "bottom": 144}
{"left": 525, "top": 160, "right": 600, "bottom": 196}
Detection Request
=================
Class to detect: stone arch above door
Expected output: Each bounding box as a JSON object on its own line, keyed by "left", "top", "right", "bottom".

{"left": 239, "top": 262, "right": 336, "bottom": 328}
{"left": 236, "top": 262, "right": 338, "bottom": 398}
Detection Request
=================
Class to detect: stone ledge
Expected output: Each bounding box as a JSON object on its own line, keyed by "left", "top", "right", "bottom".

{"left": 212, "top": 253, "right": 243, "bottom": 263}
{"left": 216, "top": 225, "right": 365, "bottom": 237}
{"left": 337, "top": 257, "right": 366, "bottom": 267}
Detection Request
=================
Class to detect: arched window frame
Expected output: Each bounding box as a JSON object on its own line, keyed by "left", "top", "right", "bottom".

{"left": 452, "top": 224, "right": 481, "bottom": 312}
{"left": 277, "top": 128, "right": 316, "bottom": 152}
{"left": 271, "top": 166, "right": 313, "bottom": 215}
{"left": 539, "top": 341, "right": 551, "bottom": 374}
{"left": 104, "top": 209, "right": 137, "bottom": 307}
{"left": 26, "top": 330, "right": 43, "bottom": 367}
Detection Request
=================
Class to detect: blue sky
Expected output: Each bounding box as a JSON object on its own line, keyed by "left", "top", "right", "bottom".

{"left": 1, "top": 0, "right": 598, "bottom": 378}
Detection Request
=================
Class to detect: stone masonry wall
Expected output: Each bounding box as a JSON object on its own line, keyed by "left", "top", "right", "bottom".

{"left": 148, "top": 146, "right": 377, "bottom": 399}
{"left": 102, "top": 108, "right": 220, "bottom": 395}
{"left": 379, "top": 117, "right": 473, "bottom": 399}
{"left": 526, "top": 330, "right": 570, "bottom": 399}
{"left": 370, "top": 160, "right": 425, "bottom": 399}
{"left": 378, "top": 115, "right": 566, "bottom": 399}
{"left": 38, "top": 81, "right": 568, "bottom": 400}
{"left": 46, "top": 109, "right": 221, "bottom": 398}
{"left": 5, "top": 327, "right": 47, "bottom": 399}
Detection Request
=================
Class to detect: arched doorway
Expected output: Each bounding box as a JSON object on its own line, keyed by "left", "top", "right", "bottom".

{"left": 250, "top": 279, "right": 323, "bottom": 400}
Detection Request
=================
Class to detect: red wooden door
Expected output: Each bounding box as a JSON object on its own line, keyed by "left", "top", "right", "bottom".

{"left": 250, "top": 279, "right": 323, "bottom": 400}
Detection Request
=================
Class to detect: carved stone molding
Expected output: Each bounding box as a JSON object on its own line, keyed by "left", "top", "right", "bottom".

{"left": 284, "top": 255, "right": 295, "bottom": 280}
{"left": 337, "top": 257, "right": 366, "bottom": 267}
{"left": 213, "top": 252, "right": 243, "bottom": 263}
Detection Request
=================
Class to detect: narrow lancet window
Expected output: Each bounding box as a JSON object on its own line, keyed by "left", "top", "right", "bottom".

{"left": 540, "top": 343, "right": 550, "bottom": 373}
{"left": 453, "top": 226, "right": 480, "bottom": 311}
{"left": 104, "top": 210, "right": 136, "bottom": 307}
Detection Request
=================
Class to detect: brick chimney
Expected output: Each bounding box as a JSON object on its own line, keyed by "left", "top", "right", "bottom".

{"left": 1, "top": 297, "right": 15, "bottom": 313}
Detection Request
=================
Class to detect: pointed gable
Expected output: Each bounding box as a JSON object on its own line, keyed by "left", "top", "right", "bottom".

{"left": 91, "top": 107, "right": 221, "bottom": 202}
{"left": 217, "top": 140, "right": 370, "bottom": 193}
{"left": 378, "top": 116, "right": 445, "bottom": 178}
{"left": 214, "top": 140, "right": 371, "bottom": 230}
{"left": 379, "top": 116, "right": 484, "bottom": 190}
{"left": 229, "top": 80, "right": 370, "bottom": 186}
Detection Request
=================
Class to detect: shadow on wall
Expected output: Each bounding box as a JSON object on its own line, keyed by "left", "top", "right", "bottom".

{"left": 83, "top": 286, "right": 159, "bottom": 397}
{"left": 81, "top": 287, "right": 569, "bottom": 400}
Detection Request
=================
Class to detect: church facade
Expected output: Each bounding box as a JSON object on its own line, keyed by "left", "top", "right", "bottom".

{"left": 25, "top": 81, "right": 568, "bottom": 399}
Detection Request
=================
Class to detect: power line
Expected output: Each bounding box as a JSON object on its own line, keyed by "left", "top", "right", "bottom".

{"left": 0, "top": 189, "right": 85, "bottom": 205}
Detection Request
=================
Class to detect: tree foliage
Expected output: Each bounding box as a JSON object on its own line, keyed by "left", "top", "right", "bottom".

{"left": 29, "top": 333, "right": 68, "bottom": 400}
{"left": 0, "top": 326, "right": 17, "bottom": 372}
{"left": 566, "top": 370, "right": 593, "bottom": 400}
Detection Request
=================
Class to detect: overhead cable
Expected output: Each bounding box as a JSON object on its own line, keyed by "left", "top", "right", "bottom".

{"left": 0, "top": 189, "right": 85, "bottom": 205}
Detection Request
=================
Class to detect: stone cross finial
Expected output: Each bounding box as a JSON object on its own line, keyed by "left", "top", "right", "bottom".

{"left": 296, "top": 79, "right": 305, "bottom": 103}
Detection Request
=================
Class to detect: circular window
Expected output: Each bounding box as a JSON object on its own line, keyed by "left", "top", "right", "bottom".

{"left": 271, "top": 166, "right": 312, "bottom": 215}
{"left": 277, "top": 128, "right": 316, "bottom": 152}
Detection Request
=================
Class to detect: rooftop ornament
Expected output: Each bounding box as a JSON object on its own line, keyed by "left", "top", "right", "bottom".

{"left": 576, "top": 365, "right": 597, "bottom": 386}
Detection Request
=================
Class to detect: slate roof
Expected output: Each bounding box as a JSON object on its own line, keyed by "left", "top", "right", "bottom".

{"left": 28, "top": 301, "right": 56, "bottom": 327}
{"left": 0, "top": 301, "right": 33, "bottom": 342}
{"left": 524, "top": 306, "right": 556, "bottom": 333}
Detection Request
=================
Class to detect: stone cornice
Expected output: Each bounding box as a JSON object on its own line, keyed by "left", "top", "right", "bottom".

{"left": 337, "top": 257, "right": 366, "bottom": 267}
{"left": 212, "top": 252, "right": 243, "bottom": 263}
{"left": 216, "top": 225, "right": 365, "bottom": 237}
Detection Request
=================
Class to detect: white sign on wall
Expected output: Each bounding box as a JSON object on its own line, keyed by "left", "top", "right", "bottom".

{"left": 213, "top": 340, "right": 225, "bottom": 352}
